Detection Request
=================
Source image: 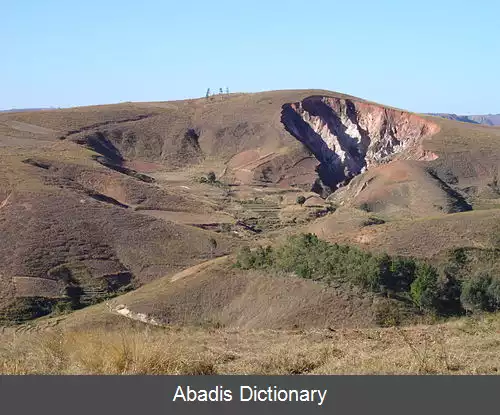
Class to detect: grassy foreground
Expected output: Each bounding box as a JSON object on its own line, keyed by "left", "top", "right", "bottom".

{"left": 1, "top": 313, "right": 499, "bottom": 375}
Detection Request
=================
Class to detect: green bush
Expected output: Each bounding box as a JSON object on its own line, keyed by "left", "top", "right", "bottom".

{"left": 296, "top": 195, "right": 306, "bottom": 205}
{"left": 460, "top": 272, "right": 500, "bottom": 312}
{"left": 388, "top": 257, "right": 417, "bottom": 292}
{"left": 207, "top": 171, "right": 216, "bottom": 183}
{"left": 235, "top": 246, "right": 273, "bottom": 270}
{"left": 487, "top": 279, "right": 500, "bottom": 309}
{"left": 358, "top": 203, "right": 372, "bottom": 212}
{"left": 235, "top": 233, "right": 421, "bottom": 293}
{"left": 231, "top": 234, "right": 499, "bottom": 317}
{"left": 410, "top": 264, "right": 440, "bottom": 311}
{"left": 235, "top": 246, "right": 253, "bottom": 269}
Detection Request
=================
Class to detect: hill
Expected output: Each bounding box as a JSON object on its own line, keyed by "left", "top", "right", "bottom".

{"left": 1, "top": 89, "right": 500, "bottom": 331}
{"left": 429, "top": 113, "right": 500, "bottom": 126}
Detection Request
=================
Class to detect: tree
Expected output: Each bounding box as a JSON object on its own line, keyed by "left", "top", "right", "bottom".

{"left": 388, "top": 257, "right": 417, "bottom": 292}
{"left": 219, "top": 87, "right": 223, "bottom": 95}
{"left": 296, "top": 195, "right": 306, "bottom": 205}
{"left": 235, "top": 246, "right": 254, "bottom": 269}
{"left": 410, "top": 263, "right": 439, "bottom": 311}
{"left": 460, "top": 272, "right": 500, "bottom": 312}
{"left": 487, "top": 279, "right": 500, "bottom": 310}
{"left": 207, "top": 171, "right": 216, "bottom": 183}
{"left": 206, "top": 88, "right": 211, "bottom": 99}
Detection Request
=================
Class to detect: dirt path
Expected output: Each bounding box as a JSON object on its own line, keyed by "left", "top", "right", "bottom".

{"left": 170, "top": 255, "right": 229, "bottom": 282}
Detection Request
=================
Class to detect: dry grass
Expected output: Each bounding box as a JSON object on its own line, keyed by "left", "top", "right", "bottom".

{"left": 0, "top": 326, "right": 218, "bottom": 375}
{"left": 1, "top": 313, "right": 499, "bottom": 375}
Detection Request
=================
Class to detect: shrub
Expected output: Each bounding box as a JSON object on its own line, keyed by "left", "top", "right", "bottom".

{"left": 437, "top": 271, "right": 462, "bottom": 314}
{"left": 460, "top": 272, "right": 500, "bottom": 312}
{"left": 487, "top": 278, "right": 500, "bottom": 308}
{"left": 53, "top": 300, "right": 76, "bottom": 315}
{"left": 358, "top": 202, "right": 372, "bottom": 212}
{"left": 235, "top": 246, "right": 254, "bottom": 269}
{"left": 252, "top": 234, "right": 403, "bottom": 292}
{"left": 410, "top": 264, "right": 440, "bottom": 311}
{"left": 449, "top": 248, "right": 468, "bottom": 266}
{"left": 207, "top": 171, "right": 216, "bottom": 183}
{"left": 220, "top": 223, "right": 232, "bottom": 232}
{"left": 235, "top": 246, "right": 273, "bottom": 270}
{"left": 326, "top": 203, "right": 337, "bottom": 213}
{"left": 232, "top": 233, "right": 480, "bottom": 317}
{"left": 361, "top": 217, "right": 385, "bottom": 227}
{"left": 296, "top": 195, "right": 306, "bottom": 205}
{"left": 251, "top": 246, "right": 274, "bottom": 268}
{"left": 388, "top": 257, "right": 417, "bottom": 292}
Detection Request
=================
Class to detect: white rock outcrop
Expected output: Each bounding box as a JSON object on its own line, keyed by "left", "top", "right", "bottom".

{"left": 281, "top": 96, "right": 439, "bottom": 191}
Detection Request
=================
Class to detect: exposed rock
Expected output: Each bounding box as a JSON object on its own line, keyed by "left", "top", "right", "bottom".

{"left": 281, "top": 96, "right": 439, "bottom": 192}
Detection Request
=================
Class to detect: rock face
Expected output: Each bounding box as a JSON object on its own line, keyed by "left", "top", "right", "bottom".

{"left": 281, "top": 96, "right": 439, "bottom": 192}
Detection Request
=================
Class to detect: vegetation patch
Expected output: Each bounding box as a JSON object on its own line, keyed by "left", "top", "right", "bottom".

{"left": 234, "top": 234, "right": 500, "bottom": 317}
{"left": 361, "top": 217, "right": 386, "bottom": 227}
{"left": 196, "top": 171, "right": 228, "bottom": 188}
{"left": 296, "top": 195, "right": 306, "bottom": 205}
{"left": 0, "top": 297, "right": 57, "bottom": 324}
{"left": 443, "top": 247, "right": 500, "bottom": 313}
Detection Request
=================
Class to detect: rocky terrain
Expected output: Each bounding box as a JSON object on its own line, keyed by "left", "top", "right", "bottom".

{"left": 283, "top": 97, "right": 439, "bottom": 193}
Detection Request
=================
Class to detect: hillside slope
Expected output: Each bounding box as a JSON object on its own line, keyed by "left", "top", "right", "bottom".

{"left": 2, "top": 89, "right": 500, "bottom": 325}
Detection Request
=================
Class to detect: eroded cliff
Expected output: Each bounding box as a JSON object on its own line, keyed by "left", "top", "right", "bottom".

{"left": 281, "top": 96, "right": 439, "bottom": 192}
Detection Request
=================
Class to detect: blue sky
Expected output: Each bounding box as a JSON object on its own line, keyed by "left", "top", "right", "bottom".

{"left": 3, "top": 0, "right": 499, "bottom": 113}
